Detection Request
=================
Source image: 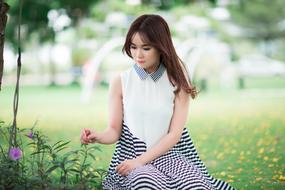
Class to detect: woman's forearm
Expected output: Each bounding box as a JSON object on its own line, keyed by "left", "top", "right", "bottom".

{"left": 136, "top": 88, "right": 189, "bottom": 165}
{"left": 96, "top": 127, "right": 121, "bottom": 144}
{"left": 136, "top": 132, "right": 181, "bottom": 165}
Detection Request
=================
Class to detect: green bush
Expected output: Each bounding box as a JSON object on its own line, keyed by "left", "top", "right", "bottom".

{"left": 0, "top": 121, "right": 106, "bottom": 190}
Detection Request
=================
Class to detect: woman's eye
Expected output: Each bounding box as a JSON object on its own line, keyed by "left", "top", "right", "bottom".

{"left": 130, "top": 46, "right": 137, "bottom": 49}
{"left": 143, "top": 47, "right": 151, "bottom": 51}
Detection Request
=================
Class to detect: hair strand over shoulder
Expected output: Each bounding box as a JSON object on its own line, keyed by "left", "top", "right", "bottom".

{"left": 123, "top": 14, "right": 198, "bottom": 99}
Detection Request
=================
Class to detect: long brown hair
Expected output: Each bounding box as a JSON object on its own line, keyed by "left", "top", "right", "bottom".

{"left": 122, "top": 14, "right": 197, "bottom": 99}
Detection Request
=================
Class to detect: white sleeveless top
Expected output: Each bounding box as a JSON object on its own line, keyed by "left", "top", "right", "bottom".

{"left": 121, "top": 64, "right": 175, "bottom": 149}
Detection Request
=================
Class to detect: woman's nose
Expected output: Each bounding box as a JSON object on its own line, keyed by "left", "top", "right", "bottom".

{"left": 136, "top": 49, "right": 143, "bottom": 58}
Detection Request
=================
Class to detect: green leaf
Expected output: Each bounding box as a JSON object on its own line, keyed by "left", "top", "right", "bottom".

{"left": 41, "top": 144, "right": 52, "bottom": 151}
{"left": 65, "top": 158, "right": 79, "bottom": 165}
{"left": 52, "top": 140, "right": 64, "bottom": 148}
{"left": 55, "top": 146, "right": 68, "bottom": 153}
{"left": 46, "top": 165, "right": 59, "bottom": 175}
{"left": 88, "top": 153, "right": 96, "bottom": 160}
{"left": 70, "top": 168, "right": 80, "bottom": 173}
{"left": 53, "top": 141, "right": 70, "bottom": 151}
{"left": 31, "top": 150, "right": 47, "bottom": 155}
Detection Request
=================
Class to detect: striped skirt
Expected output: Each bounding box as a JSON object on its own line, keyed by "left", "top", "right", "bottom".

{"left": 103, "top": 124, "right": 235, "bottom": 190}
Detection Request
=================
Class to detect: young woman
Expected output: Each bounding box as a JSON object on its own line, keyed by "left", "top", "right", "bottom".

{"left": 81, "top": 14, "right": 235, "bottom": 190}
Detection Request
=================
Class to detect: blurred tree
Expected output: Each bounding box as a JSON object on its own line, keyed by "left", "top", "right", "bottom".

{"left": 141, "top": 0, "right": 216, "bottom": 10}
{"left": 6, "top": 0, "right": 99, "bottom": 49}
{"left": 5, "top": 0, "right": 99, "bottom": 85}
{"left": 228, "top": 0, "right": 285, "bottom": 57}
{"left": 0, "top": 0, "right": 9, "bottom": 90}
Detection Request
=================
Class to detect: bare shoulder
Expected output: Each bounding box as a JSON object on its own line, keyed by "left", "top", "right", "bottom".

{"left": 110, "top": 74, "right": 121, "bottom": 86}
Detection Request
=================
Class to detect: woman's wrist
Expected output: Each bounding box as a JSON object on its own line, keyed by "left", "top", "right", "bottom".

{"left": 94, "top": 133, "right": 103, "bottom": 144}
{"left": 136, "top": 155, "right": 148, "bottom": 165}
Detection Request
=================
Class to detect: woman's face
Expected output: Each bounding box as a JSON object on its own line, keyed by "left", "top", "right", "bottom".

{"left": 130, "top": 32, "right": 160, "bottom": 73}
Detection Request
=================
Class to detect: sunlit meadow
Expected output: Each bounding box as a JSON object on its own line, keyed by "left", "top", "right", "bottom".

{"left": 0, "top": 82, "right": 284, "bottom": 189}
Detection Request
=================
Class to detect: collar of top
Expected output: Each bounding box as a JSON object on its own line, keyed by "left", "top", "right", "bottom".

{"left": 134, "top": 63, "right": 165, "bottom": 82}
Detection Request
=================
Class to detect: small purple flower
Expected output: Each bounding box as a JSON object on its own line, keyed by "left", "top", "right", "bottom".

{"left": 9, "top": 147, "right": 22, "bottom": 161}
{"left": 27, "top": 131, "right": 34, "bottom": 139}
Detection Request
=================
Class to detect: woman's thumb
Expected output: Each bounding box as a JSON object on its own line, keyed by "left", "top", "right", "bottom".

{"left": 88, "top": 133, "right": 96, "bottom": 141}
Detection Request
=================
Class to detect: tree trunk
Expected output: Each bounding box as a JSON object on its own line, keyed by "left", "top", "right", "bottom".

{"left": 48, "top": 40, "right": 56, "bottom": 86}
{"left": 0, "top": 1, "right": 9, "bottom": 91}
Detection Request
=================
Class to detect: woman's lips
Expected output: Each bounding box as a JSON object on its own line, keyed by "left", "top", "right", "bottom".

{"left": 137, "top": 60, "right": 145, "bottom": 64}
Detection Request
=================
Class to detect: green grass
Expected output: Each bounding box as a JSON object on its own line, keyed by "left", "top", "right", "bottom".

{"left": 0, "top": 85, "right": 285, "bottom": 190}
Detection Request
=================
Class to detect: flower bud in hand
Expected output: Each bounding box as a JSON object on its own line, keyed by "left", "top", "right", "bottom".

{"left": 80, "top": 128, "right": 91, "bottom": 144}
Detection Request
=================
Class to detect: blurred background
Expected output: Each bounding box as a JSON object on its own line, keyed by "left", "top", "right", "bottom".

{"left": 0, "top": 0, "right": 285, "bottom": 189}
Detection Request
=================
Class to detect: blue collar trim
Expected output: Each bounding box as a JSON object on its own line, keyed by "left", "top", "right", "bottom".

{"left": 134, "top": 63, "right": 165, "bottom": 82}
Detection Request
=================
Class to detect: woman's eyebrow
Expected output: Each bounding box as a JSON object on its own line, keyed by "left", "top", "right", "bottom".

{"left": 131, "top": 43, "right": 150, "bottom": 47}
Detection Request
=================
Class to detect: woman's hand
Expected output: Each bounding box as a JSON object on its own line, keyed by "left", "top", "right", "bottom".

{"left": 116, "top": 158, "right": 143, "bottom": 176}
{"left": 80, "top": 128, "right": 91, "bottom": 144}
{"left": 87, "top": 130, "right": 98, "bottom": 143}
{"left": 80, "top": 128, "right": 98, "bottom": 144}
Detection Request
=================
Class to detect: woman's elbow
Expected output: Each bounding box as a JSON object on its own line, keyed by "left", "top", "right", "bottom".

{"left": 108, "top": 126, "right": 121, "bottom": 143}
{"left": 169, "top": 132, "right": 182, "bottom": 145}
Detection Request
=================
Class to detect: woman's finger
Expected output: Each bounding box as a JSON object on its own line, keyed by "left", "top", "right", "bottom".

{"left": 80, "top": 131, "right": 90, "bottom": 144}
{"left": 80, "top": 137, "right": 88, "bottom": 144}
{"left": 87, "top": 133, "right": 97, "bottom": 143}
{"left": 116, "top": 163, "right": 130, "bottom": 176}
{"left": 82, "top": 128, "right": 90, "bottom": 136}
{"left": 116, "top": 163, "right": 125, "bottom": 173}
{"left": 121, "top": 167, "right": 129, "bottom": 176}
{"left": 116, "top": 163, "right": 122, "bottom": 172}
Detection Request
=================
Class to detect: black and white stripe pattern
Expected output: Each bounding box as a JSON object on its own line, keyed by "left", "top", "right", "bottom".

{"left": 103, "top": 124, "right": 235, "bottom": 190}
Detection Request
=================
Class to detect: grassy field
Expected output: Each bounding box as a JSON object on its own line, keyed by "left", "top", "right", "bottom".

{"left": 0, "top": 84, "right": 285, "bottom": 190}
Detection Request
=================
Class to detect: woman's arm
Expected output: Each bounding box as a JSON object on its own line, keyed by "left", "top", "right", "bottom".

{"left": 81, "top": 75, "right": 123, "bottom": 145}
{"left": 116, "top": 89, "right": 190, "bottom": 175}
{"left": 138, "top": 89, "right": 190, "bottom": 162}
